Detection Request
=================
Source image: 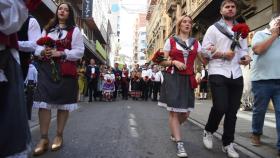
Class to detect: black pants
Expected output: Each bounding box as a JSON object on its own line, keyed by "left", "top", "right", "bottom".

{"left": 152, "top": 81, "right": 161, "bottom": 101}
{"left": 113, "top": 82, "right": 120, "bottom": 99}
{"left": 205, "top": 75, "right": 243, "bottom": 146}
{"left": 88, "top": 79, "right": 98, "bottom": 101}
{"left": 121, "top": 79, "right": 129, "bottom": 99}
{"left": 142, "top": 81, "right": 152, "bottom": 100}
{"left": 26, "top": 80, "right": 36, "bottom": 120}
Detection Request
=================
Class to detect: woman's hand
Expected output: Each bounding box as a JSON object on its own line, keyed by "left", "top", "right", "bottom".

{"left": 50, "top": 49, "right": 63, "bottom": 57}
{"left": 173, "top": 60, "right": 186, "bottom": 71}
{"left": 42, "top": 47, "right": 52, "bottom": 58}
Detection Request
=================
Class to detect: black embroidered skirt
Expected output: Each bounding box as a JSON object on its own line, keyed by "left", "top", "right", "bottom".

{"left": 33, "top": 61, "right": 78, "bottom": 111}
{"left": 0, "top": 51, "right": 31, "bottom": 157}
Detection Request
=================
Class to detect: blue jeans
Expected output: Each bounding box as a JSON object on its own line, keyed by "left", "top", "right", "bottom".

{"left": 252, "top": 79, "right": 280, "bottom": 150}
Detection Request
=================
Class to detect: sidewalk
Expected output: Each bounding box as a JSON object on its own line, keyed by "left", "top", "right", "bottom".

{"left": 190, "top": 99, "right": 277, "bottom": 158}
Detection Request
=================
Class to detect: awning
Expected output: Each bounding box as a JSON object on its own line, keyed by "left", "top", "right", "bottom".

{"left": 96, "top": 40, "right": 107, "bottom": 60}
{"left": 83, "top": 36, "right": 106, "bottom": 64}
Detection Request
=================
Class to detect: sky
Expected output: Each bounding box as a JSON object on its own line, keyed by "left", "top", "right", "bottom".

{"left": 118, "top": 0, "right": 147, "bottom": 57}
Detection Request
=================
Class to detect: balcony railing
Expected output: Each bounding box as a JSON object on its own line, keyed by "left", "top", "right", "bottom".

{"left": 166, "top": 0, "right": 177, "bottom": 15}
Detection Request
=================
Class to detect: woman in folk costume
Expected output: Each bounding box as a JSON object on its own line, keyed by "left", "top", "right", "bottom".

{"left": 159, "top": 15, "right": 205, "bottom": 157}
{"left": 97, "top": 64, "right": 106, "bottom": 101}
{"left": 0, "top": 0, "right": 41, "bottom": 157}
{"left": 77, "top": 59, "right": 87, "bottom": 101}
{"left": 102, "top": 67, "right": 115, "bottom": 101}
{"left": 32, "top": 3, "right": 84, "bottom": 156}
{"left": 130, "top": 71, "right": 143, "bottom": 100}
{"left": 121, "top": 64, "right": 130, "bottom": 100}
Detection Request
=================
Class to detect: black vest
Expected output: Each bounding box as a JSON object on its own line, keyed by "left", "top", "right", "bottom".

{"left": 18, "top": 15, "right": 34, "bottom": 79}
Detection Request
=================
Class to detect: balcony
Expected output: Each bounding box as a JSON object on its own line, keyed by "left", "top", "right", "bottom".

{"left": 166, "top": 0, "right": 177, "bottom": 17}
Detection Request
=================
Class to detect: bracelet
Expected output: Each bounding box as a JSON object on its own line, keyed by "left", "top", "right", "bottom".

{"left": 40, "top": 50, "right": 45, "bottom": 56}
{"left": 60, "top": 51, "right": 67, "bottom": 59}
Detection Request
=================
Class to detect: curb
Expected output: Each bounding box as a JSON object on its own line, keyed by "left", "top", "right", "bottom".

{"left": 188, "top": 116, "right": 263, "bottom": 158}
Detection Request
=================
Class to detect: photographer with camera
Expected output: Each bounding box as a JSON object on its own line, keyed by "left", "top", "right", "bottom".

{"left": 250, "top": 13, "right": 280, "bottom": 157}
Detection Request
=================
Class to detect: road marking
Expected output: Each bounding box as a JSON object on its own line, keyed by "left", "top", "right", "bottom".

{"left": 127, "top": 105, "right": 131, "bottom": 109}
{"left": 130, "top": 127, "right": 139, "bottom": 138}
{"left": 237, "top": 112, "right": 276, "bottom": 128}
{"left": 129, "top": 118, "right": 137, "bottom": 126}
{"left": 128, "top": 112, "right": 139, "bottom": 138}
{"left": 129, "top": 113, "right": 135, "bottom": 119}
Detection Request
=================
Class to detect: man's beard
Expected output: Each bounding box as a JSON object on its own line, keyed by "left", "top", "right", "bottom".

{"left": 223, "top": 15, "right": 235, "bottom": 20}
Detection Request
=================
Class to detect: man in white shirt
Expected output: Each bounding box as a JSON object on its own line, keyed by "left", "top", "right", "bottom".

{"left": 151, "top": 65, "right": 163, "bottom": 101}
{"left": 201, "top": 0, "right": 251, "bottom": 157}
{"left": 18, "top": 15, "right": 41, "bottom": 79}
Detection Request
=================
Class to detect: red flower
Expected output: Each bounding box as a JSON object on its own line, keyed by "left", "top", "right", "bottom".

{"left": 25, "top": 0, "right": 42, "bottom": 11}
{"left": 107, "top": 79, "right": 112, "bottom": 83}
{"left": 36, "top": 36, "right": 59, "bottom": 82}
{"left": 232, "top": 23, "right": 250, "bottom": 39}
{"left": 37, "top": 36, "right": 56, "bottom": 48}
{"left": 151, "top": 49, "right": 166, "bottom": 64}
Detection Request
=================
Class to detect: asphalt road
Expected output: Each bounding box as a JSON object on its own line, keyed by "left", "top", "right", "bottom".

{"left": 30, "top": 99, "right": 251, "bottom": 158}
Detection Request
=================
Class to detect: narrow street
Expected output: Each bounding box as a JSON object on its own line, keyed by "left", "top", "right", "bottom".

{"left": 30, "top": 99, "right": 251, "bottom": 158}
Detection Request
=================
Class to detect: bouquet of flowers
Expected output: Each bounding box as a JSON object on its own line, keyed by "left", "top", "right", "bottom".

{"left": 231, "top": 23, "right": 250, "bottom": 51}
{"left": 37, "top": 36, "right": 60, "bottom": 82}
{"left": 151, "top": 49, "right": 167, "bottom": 64}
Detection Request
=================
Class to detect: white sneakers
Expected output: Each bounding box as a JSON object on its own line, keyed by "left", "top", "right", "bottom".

{"left": 176, "top": 141, "right": 188, "bottom": 157}
{"left": 203, "top": 130, "right": 213, "bottom": 149}
{"left": 203, "top": 130, "right": 239, "bottom": 158}
{"left": 222, "top": 143, "right": 239, "bottom": 158}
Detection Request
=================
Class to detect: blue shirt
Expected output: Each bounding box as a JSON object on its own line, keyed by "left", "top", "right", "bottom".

{"left": 251, "top": 28, "right": 280, "bottom": 81}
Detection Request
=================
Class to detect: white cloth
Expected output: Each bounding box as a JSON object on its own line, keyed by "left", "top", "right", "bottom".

{"left": 141, "top": 68, "right": 152, "bottom": 78}
{"left": 104, "top": 73, "right": 115, "bottom": 82}
{"left": 91, "top": 67, "right": 95, "bottom": 74}
{"left": 24, "top": 64, "right": 38, "bottom": 84}
{"left": 151, "top": 71, "right": 163, "bottom": 82}
{"left": 201, "top": 69, "right": 206, "bottom": 79}
{"left": 201, "top": 24, "right": 248, "bottom": 79}
{"left": 18, "top": 18, "right": 41, "bottom": 52}
{"left": 35, "top": 27, "right": 84, "bottom": 61}
{"left": 33, "top": 102, "right": 78, "bottom": 112}
{"left": 0, "top": 0, "right": 28, "bottom": 35}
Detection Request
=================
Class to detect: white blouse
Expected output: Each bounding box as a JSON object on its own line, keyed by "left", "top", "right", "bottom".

{"left": 35, "top": 27, "right": 85, "bottom": 61}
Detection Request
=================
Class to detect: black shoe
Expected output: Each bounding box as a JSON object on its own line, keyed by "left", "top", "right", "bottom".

{"left": 88, "top": 100, "right": 92, "bottom": 102}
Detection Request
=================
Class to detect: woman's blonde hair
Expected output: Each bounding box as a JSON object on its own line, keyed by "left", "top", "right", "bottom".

{"left": 175, "top": 15, "right": 193, "bottom": 36}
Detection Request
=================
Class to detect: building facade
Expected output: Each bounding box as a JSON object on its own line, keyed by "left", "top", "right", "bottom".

{"left": 132, "top": 13, "right": 148, "bottom": 66}
{"left": 31, "top": 0, "right": 115, "bottom": 65}
{"left": 146, "top": 0, "right": 171, "bottom": 58}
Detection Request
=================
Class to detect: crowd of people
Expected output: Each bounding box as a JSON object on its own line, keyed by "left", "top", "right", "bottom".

{"left": 1, "top": 0, "right": 280, "bottom": 158}
{"left": 76, "top": 60, "right": 164, "bottom": 103}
